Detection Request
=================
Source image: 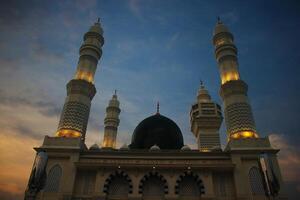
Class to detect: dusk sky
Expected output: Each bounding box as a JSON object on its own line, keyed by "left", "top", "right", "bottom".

{"left": 0, "top": 0, "right": 299, "bottom": 199}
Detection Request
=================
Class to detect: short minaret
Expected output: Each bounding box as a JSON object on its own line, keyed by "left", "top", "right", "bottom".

{"left": 190, "top": 82, "right": 223, "bottom": 151}
{"left": 102, "top": 90, "right": 121, "bottom": 148}
{"left": 212, "top": 18, "right": 259, "bottom": 140}
{"left": 56, "top": 19, "right": 104, "bottom": 141}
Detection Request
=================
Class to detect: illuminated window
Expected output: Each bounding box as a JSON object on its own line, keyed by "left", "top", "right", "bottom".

{"left": 44, "top": 165, "right": 62, "bottom": 192}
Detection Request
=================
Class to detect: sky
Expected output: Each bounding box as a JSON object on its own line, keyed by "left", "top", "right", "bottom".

{"left": 0, "top": 0, "right": 299, "bottom": 199}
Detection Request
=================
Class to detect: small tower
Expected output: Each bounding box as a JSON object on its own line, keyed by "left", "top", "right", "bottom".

{"left": 190, "top": 82, "right": 223, "bottom": 151}
{"left": 56, "top": 19, "right": 104, "bottom": 141}
{"left": 102, "top": 91, "right": 121, "bottom": 148}
{"left": 212, "top": 18, "right": 258, "bottom": 140}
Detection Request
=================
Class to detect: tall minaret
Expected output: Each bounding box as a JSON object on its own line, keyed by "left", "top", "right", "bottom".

{"left": 56, "top": 19, "right": 104, "bottom": 141}
{"left": 212, "top": 18, "right": 258, "bottom": 140}
{"left": 102, "top": 90, "right": 121, "bottom": 148}
{"left": 190, "top": 82, "right": 223, "bottom": 151}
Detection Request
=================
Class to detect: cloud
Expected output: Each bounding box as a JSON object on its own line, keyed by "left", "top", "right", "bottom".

{"left": 0, "top": 132, "right": 40, "bottom": 199}
{"left": 269, "top": 134, "right": 300, "bottom": 182}
{"left": 129, "top": 0, "right": 140, "bottom": 16}
{"left": 269, "top": 133, "right": 300, "bottom": 198}
{"left": 166, "top": 32, "right": 180, "bottom": 50}
{"left": 0, "top": 89, "right": 61, "bottom": 118}
{"left": 128, "top": 0, "right": 144, "bottom": 21}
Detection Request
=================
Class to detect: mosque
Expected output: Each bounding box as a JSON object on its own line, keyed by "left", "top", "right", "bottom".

{"left": 24, "top": 19, "right": 287, "bottom": 200}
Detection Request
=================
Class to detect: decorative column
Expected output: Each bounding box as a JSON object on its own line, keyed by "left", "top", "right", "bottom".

{"left": 56, "top": 19, "right": 104, "bottom": 142}
{"left": 190, "top": 82, "right": 223, "bottom": 151}
{"left": 102, "top": 91, "right": 121, "bottom": 148}
{"left": 212, "top": 18, "right": 259, "bottom": 141}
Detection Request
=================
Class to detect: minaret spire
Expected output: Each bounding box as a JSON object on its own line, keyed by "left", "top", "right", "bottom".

{"left": 190, "top": 82, "right": 223, "bottom": 151}
{"left": 213, "top": 20, "right": 258, "bottom": 140}
{"left": 156, "top": 101, "right": 160, "bottom": 114}
{"left": 217, "top": 16, "right": 221, "bottom": 24}
{"left": 102, "top": 91, "right": 121, "bottom": 148}
{"left": 55, "top": 21, "right": 104, "bottom": 141}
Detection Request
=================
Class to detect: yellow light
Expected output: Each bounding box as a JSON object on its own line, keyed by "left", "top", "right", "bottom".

{"left": 55, "top": 129, "right": 81, "bottom": 138}
{"left": 216, "top": 39, "right": 225, "bottom": 46}
{"left": 221, "top": 71, "right": 240, "bottom": 84}
{"left": 230, "top": 131, "right": 259, "bottom": 140}
{"left": 102, "top": 138, "right": 115, "bottom": 148}
{"left": 75, "top": 70, "right": 94, "bottom": 83}
{"left": 200, "top": 149, "right": 210, "bottom": 152}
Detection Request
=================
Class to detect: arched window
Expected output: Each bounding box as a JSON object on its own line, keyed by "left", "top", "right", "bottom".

{"left": 107, "top": 174, "right": 130, "bottom": 200}
{"left": 142, "top": 176, "right": 165, "bottom": 200}
{"left": 178, "top": 175, "right": 201, "bottom": 199}
{"left": 44, "top": 164, "right": 62, "bottom": 192}
{"left": 249, "top": 167, "right": 265, "bottom": 195}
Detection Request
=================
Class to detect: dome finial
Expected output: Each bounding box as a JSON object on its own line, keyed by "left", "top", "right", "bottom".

{"left": 114, "top": 89, "right": 117, "bottom": 95}
{"left": 97, "top": 17, "right": 100, "bottom": 23}
{"left": 200, "top": 80, "right": 205, "bottom": 89}
{"left": 156, "top": 101, "right": 160, "bottom": 114}
{"left": 217, "top": 16, "right": 222, "bottom": 24}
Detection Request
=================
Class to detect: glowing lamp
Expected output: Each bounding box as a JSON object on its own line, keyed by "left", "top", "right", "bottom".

{"left": 55, "top": 129, "right": 81, "bottom": 138}
{"left": 230, "top": 131, "right": 259, "bottom": 140}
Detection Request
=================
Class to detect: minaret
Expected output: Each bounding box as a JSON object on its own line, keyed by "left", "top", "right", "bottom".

{"left": 190, "top": 82, "right": 223, "bottom": 151}
{"left": 102, "top": 90, "right": 121, "bottom": 148}
{"left": 56, "top": 19, "right": 104, "bottom": 141}
{"left": 212, "top": 18, "right": 258, "bottom": 140}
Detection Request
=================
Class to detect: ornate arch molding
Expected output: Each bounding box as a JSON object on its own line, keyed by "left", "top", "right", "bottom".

{"left": 138, "top": 171, "right": 168, "bottom": 194}
{"left": 175, "top": 171, "right": 205, "bottom": 195}
{"left": 103, "top": 170, "right": 133, "bottom": 194}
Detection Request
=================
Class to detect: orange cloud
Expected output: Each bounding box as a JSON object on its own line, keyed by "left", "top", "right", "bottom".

{"left": 269, "top": 134, "right": 300, "bottom": 183}
{"left": 0, "top": 132, "right": 40, "bottom": 197}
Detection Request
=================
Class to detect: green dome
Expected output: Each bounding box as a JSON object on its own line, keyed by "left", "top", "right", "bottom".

{"left": 130, "top": 114, "right": 184, "bottom": 149}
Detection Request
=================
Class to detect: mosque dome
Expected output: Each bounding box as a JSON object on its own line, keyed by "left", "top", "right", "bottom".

{"left": 120, "top": 144, "right": 129, "bottom": 150}
{"left": 149, "top": 144, "right": 160, "bottom": 151}
{"left": 89, "top": 143, "right": 99, "bottom": 150}
{"left": 130, "top": 113, "right": 184, "bottom": 150}
{"left": 181, "top": 145, "right": 191, "bottom": 151}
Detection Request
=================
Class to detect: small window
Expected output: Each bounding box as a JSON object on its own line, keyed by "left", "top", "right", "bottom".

{"left": 44, "top": 165, "right": 62, "bottom": 192}
{"left": 249, "top": 167, "right": 265, "bottom": 195}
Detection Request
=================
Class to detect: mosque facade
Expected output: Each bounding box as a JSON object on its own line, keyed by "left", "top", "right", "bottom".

{"left": 24, "top": 19, "right": 287, "bottom": 200}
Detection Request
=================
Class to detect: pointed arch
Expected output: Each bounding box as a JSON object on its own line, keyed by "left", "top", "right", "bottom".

{"left": 175, "top": 171, "right": 205, "bottom": 196}
{"left": 103, "top": 170, "right": 133, "bottom": 199}
{"left": 44, "top": 164, "right": 62, "bottom": 192}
